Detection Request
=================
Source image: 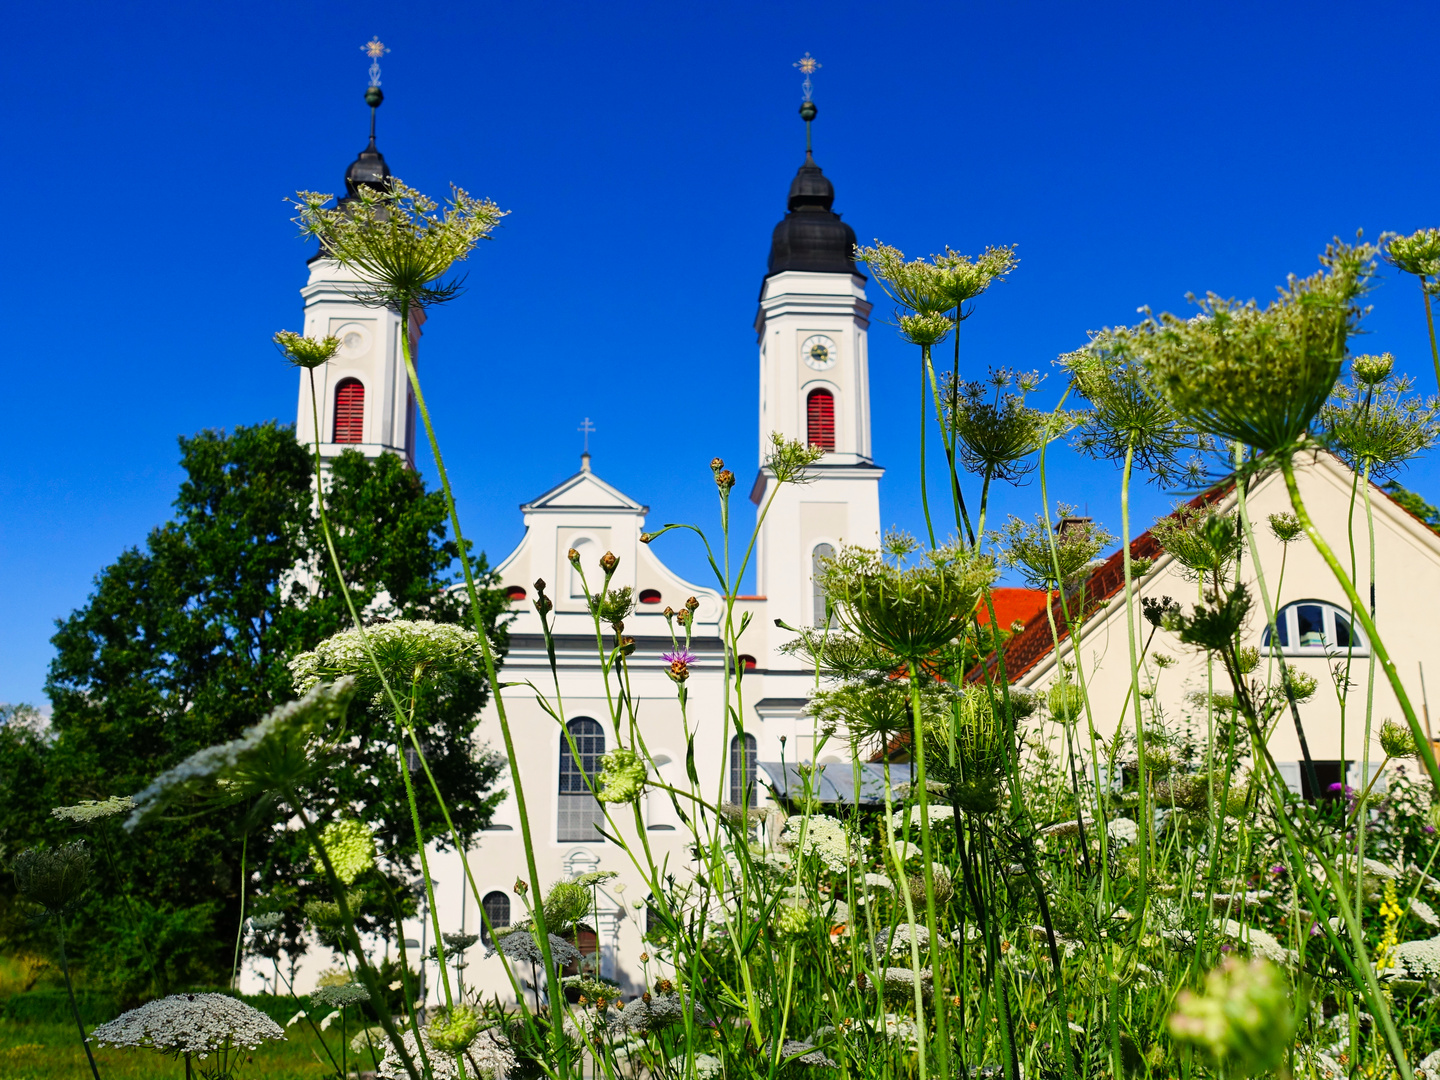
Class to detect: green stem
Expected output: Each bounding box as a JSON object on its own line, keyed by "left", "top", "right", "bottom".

{"left": 919, "top": 345, "right": 937, "bottom": 548}
{"left": 907, "top": 660, "right": 950, "bottom": 1079}
{"left": 395, "top": 305, "right": 569, "bottom": 1074}
{"left": 1422, "top": 275, "right": 1440, "bottom": 392}
{"left": 231, "top": 831, "right": 247, "bottom": 991}
{"left": 880, "top": 764, "right": 929, "bottom": 1080}
{"left": 287, "top": 790, "right": 422, "bottom": 1080}
{"left": 1119, "top": 437, "right": 1151, "bottom": 913}
{"left": 1279, "top": 454, "right": 1440, "bottom": 790}
{"left": 397, "top": 700, "right": 454, "bottom": 1009}
{"left": 56, "top": 916, "right": 102, "bottom": 1080}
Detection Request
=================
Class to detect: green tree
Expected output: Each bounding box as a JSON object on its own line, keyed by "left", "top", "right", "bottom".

{"left": 1382, "top": 479, "right": 1440, "bottom": 532}
{"left": 0, "top": 422, "right": 508, "bottom": 1002}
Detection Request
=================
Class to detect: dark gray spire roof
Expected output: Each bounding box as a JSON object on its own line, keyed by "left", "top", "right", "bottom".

{"left": 765, "top": 151, "right": 858, "bottom": 277}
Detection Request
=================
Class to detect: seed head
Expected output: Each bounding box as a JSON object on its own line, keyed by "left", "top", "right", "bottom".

{"left": 897, "top": 311, "right": 953, "bottom": 347}
{"left": 1380, "top": 718, "right": 1420, "bottom": 760}
{"left": 1353, "top": 352, "right": 1395, "bottom": 386}
{"left": 1266, "top": 513, "right": 1303, "bottom": 543}
{"left": 274, "top": 330, "right": 341, "bottom": 370}
{"left": 1383, "top": 228, "right": 1440, "bottom": 279}
{"left": 14, "top": 842, "right": 92, "bottom": 913}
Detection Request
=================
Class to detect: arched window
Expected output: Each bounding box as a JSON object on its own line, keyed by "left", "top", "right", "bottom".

{"left": 558, "top": 717, "right": 606, "bottom": 841}
{"left": 1263, "top": 600, "right": 1369, "bottom": 656}
{"left": 480, "top": 891, "right": 510, "bottom": 946}
{"left": 812, "top": 543, "right": 836, "bottom": 626}
{"left": 333, "top": 379, "right": 365, "bottom": 443}
{"left": 806, "top": 389, "right": 835, "bottom": 451}
{"left": 729, "top": 732, "right": 758, "bottom": 807}
{"left": 569, "top": 538, "right": 595, "bottom": 599}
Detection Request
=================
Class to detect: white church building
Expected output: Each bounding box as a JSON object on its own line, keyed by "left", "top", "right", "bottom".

{"left": 258, "top": 87, "right": 1440, "bottom": 1008}
{"left": 268, "top": 96, "right": 892, "bottom": 1003}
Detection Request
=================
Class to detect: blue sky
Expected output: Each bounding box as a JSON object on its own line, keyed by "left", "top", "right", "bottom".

{"left": 3, "top": 0, "right": 1439, "bottom": 707}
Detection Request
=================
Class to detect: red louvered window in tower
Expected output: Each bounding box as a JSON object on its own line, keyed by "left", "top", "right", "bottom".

{"left": 333, "top": 379, "right": 365, "bottom": 443}
{"left": 806, "top": 389, "right": 835, "bottom": 451}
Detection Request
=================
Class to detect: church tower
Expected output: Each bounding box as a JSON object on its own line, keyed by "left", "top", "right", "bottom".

{"left": 294, "top": 75, "right": 421, "bottom": 468}
{"left": 752, "top": 94, "right": 882, "bottom": 660}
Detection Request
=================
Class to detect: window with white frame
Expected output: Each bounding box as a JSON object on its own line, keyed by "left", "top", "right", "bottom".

{"left": 558, "top": 717, "right": 606, "bottom": 842}
{"left": 1262, "top": 600, "right": 1368, "bottom": 656}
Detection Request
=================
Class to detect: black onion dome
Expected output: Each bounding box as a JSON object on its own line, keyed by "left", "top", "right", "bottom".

{"left": 766, "top": 151, "right": 858, "bottom": 276}
{"left": 340, "top": 136, "right": 391, "bottom": 205}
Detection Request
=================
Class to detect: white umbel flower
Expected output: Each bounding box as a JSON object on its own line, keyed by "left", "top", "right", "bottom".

{"left": 1107, "top": 817, "right": 1139, "bottom": 845}
{"left": 90, "top": 993, "right": 285, "bottom": 1058}
{"left": 1412, "top": 899, "right": 1440, "bottom": 928}
{"left": 889, "top": 804, "right": 956, "bottom": 829}
{"left": 1393, "top": 935, "right": 1440, "bottom": 979}
{"left": 780, "top": 814, "right": 864, "bottom": 873}
{"left": 51, "top": 795, "right": 135, "bottom": 823}
{"left": 1219, "top": 919, "right": 1292, "bottom": 966}
{"left": 377, "top": 1026, "right": 517, "bottom": 1080}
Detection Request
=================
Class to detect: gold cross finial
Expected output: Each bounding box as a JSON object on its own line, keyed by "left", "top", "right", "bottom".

{"left": 362, "top": 37, "right": 390, "bottom": 87}
{"left": 794, "top": 52, "right": 821, "bottom": 101}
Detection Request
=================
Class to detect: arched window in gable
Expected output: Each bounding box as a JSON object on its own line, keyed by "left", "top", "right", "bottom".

{"left": 558, "top": 717, "right": 606, "bottom": 841}
{"left": 1263, "top": 600, "right": 1369, "bottom": 656}
{"left": 569, "top": 538, "right": 595, "bottom": 599}
{"left": 333, "top": 379, "right": 365, "bottom": 443}
{"left": 806, "top": 389, "right": 835, "bottom": 451}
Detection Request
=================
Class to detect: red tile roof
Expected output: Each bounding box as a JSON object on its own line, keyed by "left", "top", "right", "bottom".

{"left": 974, "top": 587, "right": 1050, "bottom": 630}
{"left": 969, "top": 482, "right": 1235, "bottom": 685}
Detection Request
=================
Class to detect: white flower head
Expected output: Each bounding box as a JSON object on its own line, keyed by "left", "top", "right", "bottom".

{"left": 126, "top": 679, "right": 356, "bottom": 830}
{"left": 289, "top": 620, "right": 485, "bottom": 708}
{"left": 779, "top": 814, "right": 866, "bottom": 873}
{"left": 1219, "top": 919, "right": 1292, "bottom": 966}
{"left": 51, "top": 795, "right": 135, "bottom": 824}
{"left": 1107, "top": 817, "right": 1139, "bottom": 845}
{"left": 1411, "top": 898, "right": 1440, "bottom": 928}
{"left": 1392, "top": 935, "right": 1440, "bottom": 979}
{"left": 90, "top": 993, "right": 285, "bottom": 1057}
{"left": 671, "top": 1053, "right": 723, "bottom": 1080}
{"left": 890, "top": 804, "right": 956, "bottom": 829}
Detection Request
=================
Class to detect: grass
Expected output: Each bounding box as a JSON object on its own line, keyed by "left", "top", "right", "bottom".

{"left": 0, "top": 1019, "right": 352, "bottom": 1079}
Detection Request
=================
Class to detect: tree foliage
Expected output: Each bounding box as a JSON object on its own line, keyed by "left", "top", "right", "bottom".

{"left": 0, "top": 422, "right": 508, "bottom": 1002}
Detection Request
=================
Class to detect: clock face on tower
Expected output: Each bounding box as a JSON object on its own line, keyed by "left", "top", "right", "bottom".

{"left": 802, "top": 334, "right": 838, "bottom": 371}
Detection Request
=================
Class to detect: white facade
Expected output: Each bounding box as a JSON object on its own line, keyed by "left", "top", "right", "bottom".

{"left": 431, "top": 257, "right": 885, "bottom": 1003}
{"left": 1007, "top": 451, "right": 1440, "bottom": 798}
{"left": 259, "top": 152, "right": 888, "bottom": 1004}
{"left": 294, "top": 255, "right": 422, "bottom": 467}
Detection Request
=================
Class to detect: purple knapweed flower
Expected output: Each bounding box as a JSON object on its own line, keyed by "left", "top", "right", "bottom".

{"left": 663, "top": 649, "right": 696, "bottom": 684}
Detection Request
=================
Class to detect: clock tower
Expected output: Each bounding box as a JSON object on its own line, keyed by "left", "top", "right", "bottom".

{"left": 294, "top": 81, "right": 421, "bottom": 468}
{"left": 751, "top": 102, "right": 882, "bottom": 662}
